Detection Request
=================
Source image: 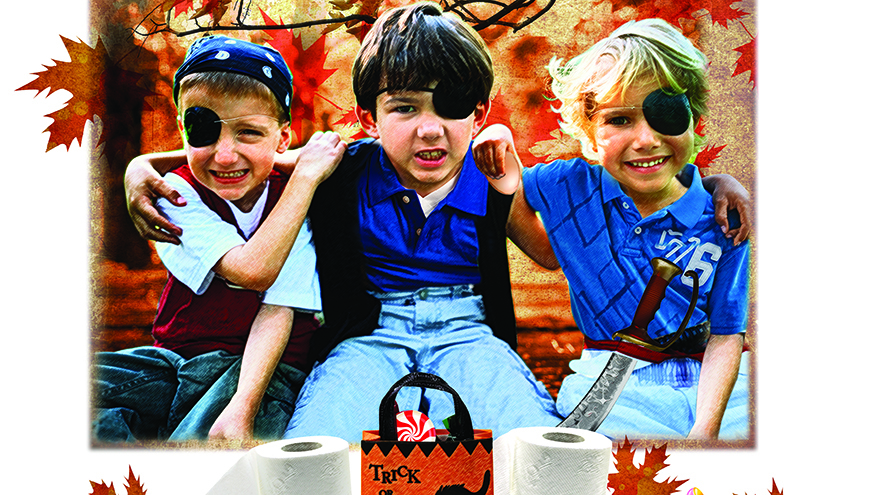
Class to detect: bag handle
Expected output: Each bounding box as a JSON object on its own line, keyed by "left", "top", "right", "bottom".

{"left": 378, "top": 372, "right": 475, "bottom": 441}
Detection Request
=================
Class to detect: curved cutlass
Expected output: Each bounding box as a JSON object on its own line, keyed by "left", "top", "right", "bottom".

{"left": 558, "top": 257, "right": 699, "bottom": 431}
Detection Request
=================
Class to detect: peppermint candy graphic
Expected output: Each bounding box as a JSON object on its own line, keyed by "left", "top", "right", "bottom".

{"left": 396, "top": 410, "right": 436, "bottom": 442}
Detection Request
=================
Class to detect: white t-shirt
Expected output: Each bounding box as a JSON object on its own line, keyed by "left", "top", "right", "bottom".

{"left": 155, "top": 173, "right": 321, "bottom": 311}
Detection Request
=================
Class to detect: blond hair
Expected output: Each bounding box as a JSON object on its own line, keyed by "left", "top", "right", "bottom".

{"left": 549, "top": 19, "right": 708, "bottom": 160}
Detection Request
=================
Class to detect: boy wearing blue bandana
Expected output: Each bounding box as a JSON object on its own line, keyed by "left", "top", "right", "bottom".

{"left": 475, "top": 19, "right": 751, "bottom": 440}
{"left": 92, "top": 36, "right": 345, "bottom": 443}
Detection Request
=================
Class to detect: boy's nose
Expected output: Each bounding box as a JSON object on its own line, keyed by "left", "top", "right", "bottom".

{"left": 632, "top": 118, "right": 661, "bottom": 150}
{"left": 213, "top": 132, "right": 239, "bottom": 164}
{"left": 417, "top": 115, "right": 444, "bottom": 140}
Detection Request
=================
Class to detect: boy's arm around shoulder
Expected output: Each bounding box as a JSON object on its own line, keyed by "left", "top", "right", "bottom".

{"left": 212, "top": 131, "right": 346, "bottom": 291}
{"left": 473, "top": 124, "right": 560, "bottom": 269}
{"left": 700, "top": 173, "right": 752, "bottom": 246}
{"left": 125, "top": 150, "right": 188, "bottom": 244}
{"left": 208, "top": 303, "right": 294, "bottom": 441}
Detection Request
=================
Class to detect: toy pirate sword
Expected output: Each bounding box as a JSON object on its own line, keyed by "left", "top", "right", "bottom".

{"left": 557, "top": 257, "right": 700, "bottom": 431}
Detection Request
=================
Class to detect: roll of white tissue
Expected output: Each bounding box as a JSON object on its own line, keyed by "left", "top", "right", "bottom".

{"left": 494, "top": 427, "right": 611, "bottom": 495}
{"left": 207, "top": 436, "right": 351, "bottom": 495}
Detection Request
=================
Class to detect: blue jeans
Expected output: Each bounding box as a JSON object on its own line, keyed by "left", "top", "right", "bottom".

{"left": 92, "top": 347, "right": 305, "bottom": 442}
{"left": 283, "top": 286, "right": 560, "bottom": 443}
{"left": 556, "top": 349, "right": 751, "bottom": 439}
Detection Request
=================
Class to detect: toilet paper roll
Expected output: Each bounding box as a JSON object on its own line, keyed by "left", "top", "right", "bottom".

{"left": 207, "top": 436, "right": 351, "bottom": 495}
{"left": 494, "top": 427, "right": 611, "bottom": 495}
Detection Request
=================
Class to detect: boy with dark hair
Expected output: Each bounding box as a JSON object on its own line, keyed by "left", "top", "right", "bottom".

{"left": 93, "top": 35, "right": 345, "bottom": 443}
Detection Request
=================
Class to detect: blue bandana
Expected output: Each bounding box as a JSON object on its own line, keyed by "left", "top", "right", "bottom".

{"left": 173, "top": 35, "right": 293, "bottom": 120}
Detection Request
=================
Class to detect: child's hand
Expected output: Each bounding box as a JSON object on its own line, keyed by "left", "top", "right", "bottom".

{"left": 706, "top": 174, "right": 752, "bottom": 246}
{"left": 473, "top": 124, "right": 522, "bottom": 195}
{"left": 208, "top": 396, "right": 255, "bottom": 442}
{"left": 125, "top": 154, "right": 186, "bottom": 244}
{"left": 291, "top": 131, "right": 347, "bottom": 186}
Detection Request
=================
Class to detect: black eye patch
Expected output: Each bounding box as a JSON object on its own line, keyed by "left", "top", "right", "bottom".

{"left": 642, "top": 88, "right": 692, "bottom": 136}
{"left": 183, "top": 107, "right": 222, "bottom": 147}
{"left": 429, "top": 80, "right": 482, "bottom": 120}
{"left": 375, "top": 81, "right": 482, "bottom": 120}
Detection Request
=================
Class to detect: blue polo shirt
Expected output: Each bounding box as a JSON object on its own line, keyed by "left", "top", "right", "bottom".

{"left": 523, "top": 160, "right": 750, "bottom": 341}
{"left": 357, "top": 144, "right": 487, "bottom": 292}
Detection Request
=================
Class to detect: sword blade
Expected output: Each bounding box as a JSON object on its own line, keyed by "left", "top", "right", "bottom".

{"left": 557, "top": 352, "right": 637, "bottom": 431}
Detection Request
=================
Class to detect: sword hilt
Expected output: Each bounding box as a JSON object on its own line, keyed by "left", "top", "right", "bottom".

{"left": 613, "top": 257, "right": 699, "bottom": 352}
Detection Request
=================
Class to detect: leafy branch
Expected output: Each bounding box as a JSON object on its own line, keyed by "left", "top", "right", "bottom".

{"left": 131, "top": 0, "right": 555, "bottom": 40}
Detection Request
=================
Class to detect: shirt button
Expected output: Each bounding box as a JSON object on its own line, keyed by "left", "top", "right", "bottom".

{"left": 416, "top": 228, "right": 422, "bottom": 236}
{"left": 402, "top": 195, "right": 410, "bottom": 204}
{"left": 622, "top": 202, "right": 630, "bottom": 209}
{"left": 634, "top": 227, "right": 642, "bottom": 234}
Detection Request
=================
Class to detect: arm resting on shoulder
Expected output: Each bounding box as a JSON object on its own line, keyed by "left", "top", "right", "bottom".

{"left": 473, "top": 124, "right": 559, "bottom": 269}
{"left": 208, "top": 304, "right": 294, "bottom": 441}
{"left": 688, "top": 332, "right": 744, "bottom": 439}
{"left": 212, "top": 132, "right": 345, "bottom": 291}
{"left": 700, "top": 174, "right": 752, "bottom": 246}
{"left": 125, "top": 150, "right": 188, "bottom": 243}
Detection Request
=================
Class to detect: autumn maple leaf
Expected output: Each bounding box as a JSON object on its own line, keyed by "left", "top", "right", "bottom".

{"left": 735, "top": 478, "right": 784, "bottom": 495}
{"left": 608, "top": 439, "right": 687, "bottom": 495}
{"left": 162, "top": 0, "right": 194, "bottom": 17}
{"left": 89, "top": 480, "right": 117, "bottom": 495}
{"left": 732, "top": 37, "right": 756, "bottom": 88}
{"left": 701, "top": 0, "right": 748, "bottom": 28}
{"left": 17, "top": 36, "right": 155, "bottom": 153}
{"left": 693, "top": 143, "right": 726, "bottom": 174}
{"left": 124, "top": 466, "right": 147, "bottom": 495}
{"left": 190, "top": 0, "right": 232, "bottom": 25}
{"left": 260, "top": 11, "right": 340, "bottom": 142}
{"left": 608, "top": 0, "right": 695, "bottom": 27}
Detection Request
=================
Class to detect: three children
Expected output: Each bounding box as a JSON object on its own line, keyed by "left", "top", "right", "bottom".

{"left": 117, "top": 5, "right": 752, "bottom": 443}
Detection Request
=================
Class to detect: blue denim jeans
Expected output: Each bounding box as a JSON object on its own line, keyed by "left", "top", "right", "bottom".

{"left": 556, "top": 349, "right": 751, "bottom": 440}
{"left": 283, "top": 285, "right": 560, "bottom": 443}
{"left": 92, "top": 347, "right": 305, "bottom": 442}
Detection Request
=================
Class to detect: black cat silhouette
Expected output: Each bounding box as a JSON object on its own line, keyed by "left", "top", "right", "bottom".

{"left": 434, "top": 470, "right": 491, "bottom": 495}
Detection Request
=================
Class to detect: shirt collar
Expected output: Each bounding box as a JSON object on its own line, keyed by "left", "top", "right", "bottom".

{"left": 367, "top": 144, "right": 487, "bottom": 216}
{"left": 600, "top": 163, "right": 706, "bottom": 228}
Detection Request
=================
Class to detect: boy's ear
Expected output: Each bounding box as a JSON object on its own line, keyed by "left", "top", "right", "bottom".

{"left": 276, "top": 123, "right": 292, "bottom": 153}
{"left": 470, "top": 100, "right": 491, "bottom": 139}
{"left": 355, "top": 105, "right": 381, "bottom": 139}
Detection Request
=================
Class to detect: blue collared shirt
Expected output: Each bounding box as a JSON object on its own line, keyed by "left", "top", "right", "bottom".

{"left": 523, "top": 160, "right": 750, "bottom": 340}
{"left": 357, "top": 145, "right": 488, "bottom": 292}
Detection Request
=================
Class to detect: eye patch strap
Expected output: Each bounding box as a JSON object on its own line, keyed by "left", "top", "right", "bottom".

{"left": 183, "top": 107, "right": 279, "bottom": 147}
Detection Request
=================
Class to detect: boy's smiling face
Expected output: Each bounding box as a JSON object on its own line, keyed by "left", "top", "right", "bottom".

{"left": 356, "top": 87, "right": 489, "bottom": 197}
{"left": 592, "top": 82, "right": 694, "bottom": 209}
{"left": 178, "top": 87, "right": 291, "bottom": 211}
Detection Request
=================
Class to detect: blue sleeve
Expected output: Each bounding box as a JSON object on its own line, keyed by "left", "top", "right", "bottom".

{"left": 705, "top": 239, "right": 751, "bottom": 335}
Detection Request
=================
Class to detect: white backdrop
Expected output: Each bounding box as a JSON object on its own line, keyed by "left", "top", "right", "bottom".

{"left": 2, "top": 2, "right": 875, "bottom": 493}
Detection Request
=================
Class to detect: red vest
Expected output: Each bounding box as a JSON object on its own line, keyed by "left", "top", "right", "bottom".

{"left": 151, "top": 166, "right": 318, "bottom": 370}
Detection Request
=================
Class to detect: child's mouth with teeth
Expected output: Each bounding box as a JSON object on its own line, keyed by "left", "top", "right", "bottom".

{"left": 627, "top": 157, "right": 667, "bottom": 168}
{"left": 416, "top": 150, "right": 446, "bottom": 161}
{"left": 212, "top": 170, "right": 248, "bottom": 179}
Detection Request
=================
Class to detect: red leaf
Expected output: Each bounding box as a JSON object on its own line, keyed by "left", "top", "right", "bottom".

{"left": 17, "top": 36, "right": 107, "bottom": 151}
{"left": 608, "top": 0, "right": 695, "bottom": 26}
{"left": 190, "top": 0, "right": 231, "bottom": 24}
{"left": 608, "top": 439, "right": 687, "bottom": 495}
{"left": 732, "top": 37, "right": 756, "bottom": 88}
{"left": 124, "top": 466, "right": 147, "bottom": 495}
{"left": 89, "top": 480, "right": 117, "bottom": 495}
{"left": 17, "top": 36, "right": 155, "bottom": 153}
{"left": 694, "top": 143, "right": 726, "bottom": 173}
{"left": 162, "top": 0, "right": 194, "bottom": 17}
{"left": 261, "top": 11, "right": 340, "bottom": 142}
{"left": 703, "top": 0, "right": 748, "bottom": 28}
